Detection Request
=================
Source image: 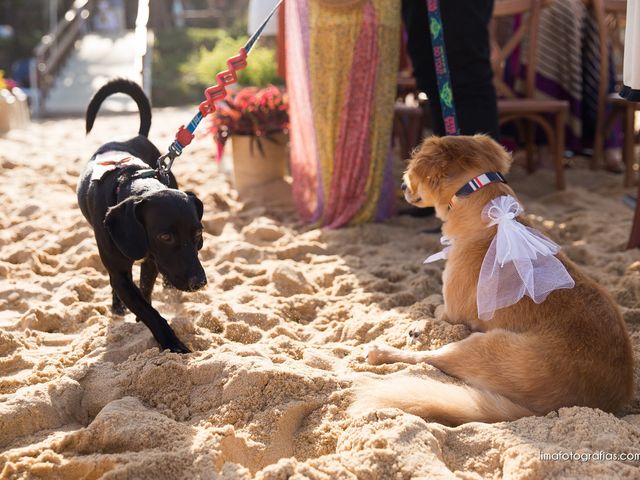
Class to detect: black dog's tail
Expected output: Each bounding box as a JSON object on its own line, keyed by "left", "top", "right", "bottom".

{"left": 85, "top": 78, "right": 152, "bottom": 137}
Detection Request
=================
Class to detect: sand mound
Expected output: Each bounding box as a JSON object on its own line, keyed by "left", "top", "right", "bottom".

{"left": 1, "top": 109, "right": 639, "bottom": 479}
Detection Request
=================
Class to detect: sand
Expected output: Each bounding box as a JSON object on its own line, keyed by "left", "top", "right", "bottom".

{"left": 1, "top": 108, "right": 639, "bottom": 479}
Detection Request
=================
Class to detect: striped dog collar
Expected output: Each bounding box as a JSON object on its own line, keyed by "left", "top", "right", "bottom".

{"left": 448, "top": 172, "right": 507, "bottom": 209}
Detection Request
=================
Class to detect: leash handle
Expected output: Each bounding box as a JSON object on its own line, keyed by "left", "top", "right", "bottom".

{"left": 198, "top": 48, "right": 248, "bottom": 116}
{"left": 158, "top": 48, "right": 248, "bottom": 170}
{"left": 426, "top": 0, "right": 460, "bottom": 135}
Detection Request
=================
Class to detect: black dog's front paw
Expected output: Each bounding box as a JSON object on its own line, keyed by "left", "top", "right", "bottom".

{"left": 161, "top": 336, "right": 191, "bottom": 354}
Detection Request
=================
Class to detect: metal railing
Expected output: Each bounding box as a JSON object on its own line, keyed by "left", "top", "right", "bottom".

{"left": 30, "top": 0, "right": 150, "bottom": 116}
{"left": 30, "top": 0, "right": 95, "bottom": 116}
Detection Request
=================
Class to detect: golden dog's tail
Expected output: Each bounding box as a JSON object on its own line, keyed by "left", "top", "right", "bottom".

{"left": 349, "top": 376, "right": 534, "bottom": 426}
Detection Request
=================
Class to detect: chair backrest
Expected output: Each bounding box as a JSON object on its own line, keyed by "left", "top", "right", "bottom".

{"left": 490, "top": 0, "right": 543, "bottom": 100}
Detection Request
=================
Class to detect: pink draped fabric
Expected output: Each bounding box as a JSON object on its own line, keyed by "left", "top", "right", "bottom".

{"left": 325, "top": 2, "right": 378, "bottom": 228}
{"left": 285, "top": 0, "right": 321, "bottom": 222}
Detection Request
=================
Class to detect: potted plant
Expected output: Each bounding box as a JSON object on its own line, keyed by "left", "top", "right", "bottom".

{"left": 0, "top": 71, "right": 29, "bottom": 133}
{"left": 209, "top": 85, "right": 289, "bottom": 197}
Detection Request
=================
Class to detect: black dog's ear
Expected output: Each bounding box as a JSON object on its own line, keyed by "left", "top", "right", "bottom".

{"left": 104, "top": 197, "right": 148, "bottom": 260}
{"left": 185, "top": 191, "right": 203, "bottom": 220}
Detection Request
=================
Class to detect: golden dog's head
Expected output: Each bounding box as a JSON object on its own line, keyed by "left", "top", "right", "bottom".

{"left": 402, "top": 135, "right": 512, "bottom": 211}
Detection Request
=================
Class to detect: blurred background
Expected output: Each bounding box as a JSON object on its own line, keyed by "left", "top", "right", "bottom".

{"left": 0, "top": 0, "right": 637, "bottom": 229}
{"left": 0, "top": 0, "right": 282, "bottom": 114}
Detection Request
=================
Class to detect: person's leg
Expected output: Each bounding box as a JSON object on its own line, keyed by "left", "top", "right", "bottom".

{"left": 441, "top": 0, "right": 499, "bottom": 138}
{"left": 402, "top": 0, "right": 444, "bottom": 135}
{"left": 402, "top": 0, "right": 499, "bottom": 139}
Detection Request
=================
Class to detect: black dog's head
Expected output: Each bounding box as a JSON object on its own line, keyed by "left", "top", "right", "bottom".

{"left": 104, "top": 189, "right": 207, "bottom": 291}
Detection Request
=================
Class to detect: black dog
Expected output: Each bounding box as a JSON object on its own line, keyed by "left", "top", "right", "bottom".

{"left": 77, "top": 79, "right": 206, "bottom": 353}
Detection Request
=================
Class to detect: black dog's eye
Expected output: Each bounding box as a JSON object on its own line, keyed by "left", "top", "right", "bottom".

{"left": 158, "top": 233, "right": 173, "bottom": 243}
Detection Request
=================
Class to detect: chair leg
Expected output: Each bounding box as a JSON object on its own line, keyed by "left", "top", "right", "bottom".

{"left": 554, "top": 110, "right": 567, "bottom": 190}
{"left": 407, "top": 111, "right": 423, "bottom": 158}
{"left": 593, "top": 115, "right": 605, "bottom": 171}
{"left": 628, "top": 182, "right": 640, "bottom": 249}
{"left": 525, "top": 122, "right": 536, "bottom": 173}
{"left": 392, "top": 113, "right": 406, "bottom": 160}
{"left": 623, "top": 105, "right": 636, "bottom": 187}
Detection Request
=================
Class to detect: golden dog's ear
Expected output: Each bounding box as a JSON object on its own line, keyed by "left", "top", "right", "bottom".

{"left": 410, "top": 137, "right": 451, "bottom": 188}
{"left": 472, "top": 134, "right": 513, "bottom": 174}
{"left": 411, "top": 154, "right": 442, "bottom": 189}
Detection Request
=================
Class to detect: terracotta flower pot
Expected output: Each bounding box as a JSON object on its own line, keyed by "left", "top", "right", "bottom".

{"left": 231, "top": 132, "right": 289, "bottom": 197}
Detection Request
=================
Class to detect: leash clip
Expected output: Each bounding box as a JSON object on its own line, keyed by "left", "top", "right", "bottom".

{"left": 156, "top": 147, "right": 179, "bottom": 184}
{"left": 158, "top": 152, "right": 175, "bottom": 172}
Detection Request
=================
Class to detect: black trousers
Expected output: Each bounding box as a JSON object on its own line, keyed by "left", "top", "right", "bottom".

{"left": 401, "top": 0, "right": 499, "bottom": 139}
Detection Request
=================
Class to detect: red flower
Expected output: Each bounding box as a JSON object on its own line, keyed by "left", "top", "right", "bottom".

{"left": 208, "top": 85, "right": 289, "bottom": 160}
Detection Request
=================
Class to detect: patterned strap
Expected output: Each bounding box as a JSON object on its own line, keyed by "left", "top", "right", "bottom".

{"left": 449, "top": 172, "right": 507, "bottom": 209}
{"left": 426, "top": 0, "right": 459, "bottom": 136}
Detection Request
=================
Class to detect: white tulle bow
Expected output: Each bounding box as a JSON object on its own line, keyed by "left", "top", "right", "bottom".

{"left": 477, "top": 195, "right": 575, "bottom": 320}
{"left": 424, "top": 235, "right": 452, "bottom": 264}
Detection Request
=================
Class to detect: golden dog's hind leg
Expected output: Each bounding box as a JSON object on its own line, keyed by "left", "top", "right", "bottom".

{"left": 355, "top": 330, "right": 540, "bottom": 424}
{"left": 365, "top": 330, "right": 551, "bottom": 412}
{"left": 415, "top": 330, "right": 550, "bottom": 403}
{"left": 364, "top": 325, "right": 469, "bottom": 367}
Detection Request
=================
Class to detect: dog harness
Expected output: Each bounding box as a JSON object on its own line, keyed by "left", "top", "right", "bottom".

{"left": 91, "top": 151, "right": 166, "bottom": 200}
{"left": 90, "top": 151, "right": 151, "bottom": 182}
{"left": 425, "top": 194, "right": 575, "bottom": 320}
{"left": 448, "top": 171, "right": 507, "bottom": 209}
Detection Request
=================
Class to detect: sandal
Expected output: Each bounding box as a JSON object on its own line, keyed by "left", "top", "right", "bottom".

{"left": 604, "top": 161, "right": 624, "bottom": 174}
{"left": 604, "top": 149, "right": 624, "bottom": 174}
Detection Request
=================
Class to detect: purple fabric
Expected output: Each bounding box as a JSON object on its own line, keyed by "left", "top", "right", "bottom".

{"left": 375, "top": 147, "right": 397, "bottom": 222}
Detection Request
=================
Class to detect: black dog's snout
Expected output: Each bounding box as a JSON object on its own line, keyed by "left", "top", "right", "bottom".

{"left": 401, "top": 182, "right": 408, "bottom": 191}
{"left": 188, "top": 274, "right": 207, "bottom": 291}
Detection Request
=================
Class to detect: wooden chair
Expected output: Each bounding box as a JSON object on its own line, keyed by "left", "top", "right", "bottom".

{"left": 393, "top": 74, "right": 426, "bottom": 161}
{"left": 492, "top": 0, "right": 570, "bottom": 190}
{"left": 590, "top": 0, "right": 640, "bottom": 249}
{"left": 393, "top": 31, "right": 425, "bottom": 162}
{"left": 628, "top": 195, "right": 640, "bottom": 248}
{"left": 592, "top": 0, "right": 638, "bottom": 186}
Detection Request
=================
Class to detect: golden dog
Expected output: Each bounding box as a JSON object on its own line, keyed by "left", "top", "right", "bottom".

{"left": 351, "top": 135, "right": 634, "bottom": 425}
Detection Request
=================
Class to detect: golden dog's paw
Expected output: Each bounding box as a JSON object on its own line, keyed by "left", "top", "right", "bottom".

{"left": 364, "top": 343, "right": 396, "bottom": 365}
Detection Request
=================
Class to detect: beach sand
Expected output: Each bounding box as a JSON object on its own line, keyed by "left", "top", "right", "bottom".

{"left": 1, "top": 108, "right": 639, "bottom": 479}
